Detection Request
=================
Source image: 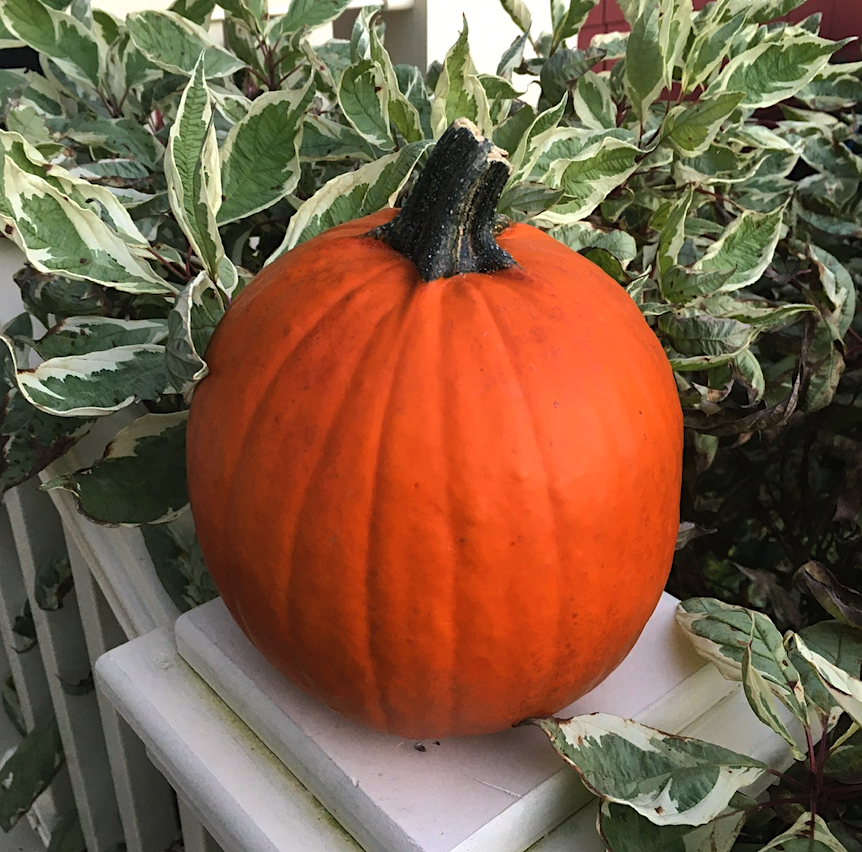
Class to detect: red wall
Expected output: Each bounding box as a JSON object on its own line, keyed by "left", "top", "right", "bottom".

{"left": 581, "top": 0, "right": 861, "bottom": 60}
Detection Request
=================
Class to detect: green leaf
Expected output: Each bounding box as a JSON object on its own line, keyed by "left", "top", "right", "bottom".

{"left": 338, "top": 59, "right": 393, "bottom": 152}
{"left": 658, "top": 0, "right": 692, "bottom": 89}
{"left": 12, "top": 600, "right": 37, "bottom": 653}
{"left": 62, "top": 116, "right": 161, "bottom": 169}
{"left": 529, "top": 713, "right": 767, "bottom": 826}
{"left": 430, "top": 20, "right": 492, "bottom": 139}
{"left": 168, "top": 0, "right": 219, "bottom": 25}
{"left": 826, "top": 729, "right": 862, "bottom": 784}
{"left": 572, "top": 71, "right": 615, "bottom": 131}
{"left": 656, "top": 189, "right": 693, "bottom": 282}
{"left": 165, "top": 271, "right": 226, "bottom": 400}
{"left": 0, "top": 0, "right": 99, "bottom": 90}
{"left": 676, "top": 598, "right": 807, "bottom": 722}
{"left": 0, "top": 713, "right": 64, "bottom": 831}
{"left": 164, "top": 56, "right": 224, "bottom": 282}
{"left": 694, "top": 206, "right": 785, "bottom": 291}
{"left": 142, "top": 523, "right": 218, "bottom": 612}
{"left": 808, "top": 245, "right": 856, "bottom": 340}
{"left": 551, "top": 0, "right": 601, "bottom": 50}
{"left": 0, "top": 157, "right": 173, "bottom": 296}
{"left": 664, "top": 92, "right": 745, "bottom": 157}
{"left": 499, "top": 0, "right": 532, "bottom": 34}
{"left": 35, "top": 317, "right": 168, "bottom": 360}
{"left": 624, "top": 0, "right": 663, "bottom": 120}
{"left": 537, "top": 137, "right": 641, "bottom": 223}
{"left": 549, "top": 221, "right": 637, "bottom": 266}
{"left": 797, "top": 562, "right": 862, "bottom": 630}
{"left": 268, "top": 0, "right": 352, "bottom": 39}
{"left": 2, "top": 336, "right": 169, "bottom": 418}
{"left": 300, "top": 114, "right": 377, "bottom": 162}
{"left": 42, "top": 411, "right": 189, "bottom": 526}
{"left": 218, "top": 85, "right": 313, "bottom": 225}
{"left": 796, "top": 622, "right": 862, "bottom": 686}
{"left": 539, "top": 46, "right": 606, "bottom": 109}
{"left": 757, "top": 812, "right": 852, "bottom": 852}
{"left": 0, "top": 388, "right": 91, "bottom": 494}
{"left": 1, "top": 131, "right": 153, "bottom": 249}
{"left": 126, "top": 10, "right": 246, "bottom": 78}
{"left": 47, "top": 808, "right": 86, "bottom": 852}
{"left": 598, "top": 800, "right": 746, "bottom": 852}
{"left": 2, "top": 678, "right": 25, "bottom": 737}
{"left": 710, "top": 35, "right": 843, "bottom": 109}
{"left": 741, "top": 641, "right": 805, "bottom": 759}
{"left": 682, "top": 4, "right": 745, "bottom": 92}
{"left": 506, "top": 95, "right": 567, "bottom": 185}
{"left": 271, "top": 139, "right": 431, "bottom": 256}
{"left": 33, "top": 554, "right": 73, "bottom": 612}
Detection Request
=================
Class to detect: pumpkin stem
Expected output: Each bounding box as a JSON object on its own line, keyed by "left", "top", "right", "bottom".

{"left": 368, "top": 118, "right": 516, "bottom": 281}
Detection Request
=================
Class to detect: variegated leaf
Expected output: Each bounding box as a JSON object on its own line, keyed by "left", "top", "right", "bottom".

{"left": 0, "top": 0, "right": 99, "bottom": 90}
{"left": 501, "top": 0, "right": 533, "bottom": 33}
{"left": 368, "top": 24, "right": 424, "bottom": 144}
{"left": 218, "top": 85, "right": 313, "bottom": 225}
{"left": 535, "top": 137, "right": 641, "bottom": 223}
{"left": 550, "top": 0, "right": 601, "bottom": 49}
{"left": 63, "top": 116, "right": 161, "bottom": 170}
{"left": 165, "top": 272, "right": 226, "bottom": 401}
{"left": 42, "top": 411, "right": 189, "bottom": 526}
{"left": 1, "top": 158, "right": 174, "bottom": 295}
{"left": 530, "top": 713, "right": 767, "bottom": 826}
{"left": 164, "top": 56, "right": 224, "bottom": 282}
{"left": 664, "top": 92, "right": 745, "bottom": 157}
{"left": 676, "top": 598, "right": 808, "bottom": 722}
{"left": 0, "top": 388, "right": 91, "bottom": 494}
{"left": 656, "top": 188, "right": 693, "bottom": 282}
{"left": 694, "top": 206, "right": 785, "bottom": 291}
{"left": 126, "top": 10, "right": 246, "bottom": 78}
{"left": 35, "top": 317, "right": 168, "bottom": 360}
{"left": 624, "top": 0, "right": 663, "bottom": 120}
{"left": 0, "top": 14, "right": 25, "bottom": 49}
{"left": 430, "top": 21, "right": 492, "bottom": 139}
{"left": 791, "top": 634, "right": 862, "bottom": 726}
{"left": 267, "top": 0, "right": 353, "bottom": 39}
{"left": 301, "top": 114, "right": 376, "bottom": 162}
{"left": 658, "top": 0, "right": 692, "bottom": 89}
{"left": 741, "top": 642, "right": 805, "bottom": 759}
{"left": 572, "top": 71, "right": 615, "bottom": 131}
{"left": 809, "top": 245, "right": 856, "bottom": 340}
{"left": 598, "top": 800, "right": 746, "bottom": 852}
{"left": 1, "top": 335, "right": 169, "bottom": 418}
{"left": 710, "top": 35, "right": 843, "bottom": 110}
{"left": 549, "top": 221, "right": 637, "bottom": 267}
{"left": 757, "top": 812, "right": 851, "bottom": 852}
{"left": 270, "top": 139, "right": 431, "bottom": 257}
{"left": 682, "top": 12, "right": 746, "bottom": 91}
{"left": 1, "top": 131, "right": 153, "bottom": 249}
{"left": 506, "top": 96, "right": 567, "bottom": 186}
{"left": 0, "top": 713, "right": 64, "bottom": 832}
{"left": 338, "top": 59, "right": 393, "bottom": 152}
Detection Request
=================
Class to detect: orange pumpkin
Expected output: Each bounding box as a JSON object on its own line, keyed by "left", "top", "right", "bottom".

{"left": 187, "top": 119, "right": 683, "bottom": 738}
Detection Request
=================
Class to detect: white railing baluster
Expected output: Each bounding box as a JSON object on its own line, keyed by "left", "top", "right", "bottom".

{"left": 177, "top": 798, "right": 225, "bottom": 852}
{"left": 5, "top": 480, "right": 124, "bottom": 852}
{"left": 66, "top": 533, "right": 180, "bottom": 852}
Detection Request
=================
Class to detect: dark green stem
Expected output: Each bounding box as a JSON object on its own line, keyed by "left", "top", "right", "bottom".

{"left": 368, "top": 118, "right": 516, "bottom": 282}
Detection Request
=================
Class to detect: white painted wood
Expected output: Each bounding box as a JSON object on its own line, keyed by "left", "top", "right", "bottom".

{"left": 173, "top": 593, "right": 734, "bottom": 852}
{"left": 95, "top": 627, "right": 364, "bottom": 852}
{"left": 96, "top": 616, "right": 797, "bottom": 852}
{"left": 177, "top": 797, "right": 225, "bottom": 852}
{"left": 5, "top": 480, "right": 125, "bottom": 852}
{"left": 0, "top": 500, "right": 74, "bottom": 844}
{"left": 67, "top": 533, "right": 180, "bottom": 852}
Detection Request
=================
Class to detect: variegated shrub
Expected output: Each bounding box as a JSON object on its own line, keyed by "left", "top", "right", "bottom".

{"left": 0, "top": 0, "right": 859, "bottom": 614}
{"left": 0, "top": 0, "right": 861, "bottom": 847}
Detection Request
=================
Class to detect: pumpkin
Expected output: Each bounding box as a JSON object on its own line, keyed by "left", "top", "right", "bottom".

{"left": 186, "top": 118, "right": 683, "bottom": 739}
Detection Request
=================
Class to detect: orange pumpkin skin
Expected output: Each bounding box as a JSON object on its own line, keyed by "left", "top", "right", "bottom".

{"left": 186, "top": 208, "right": 683, "bottom": 738}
